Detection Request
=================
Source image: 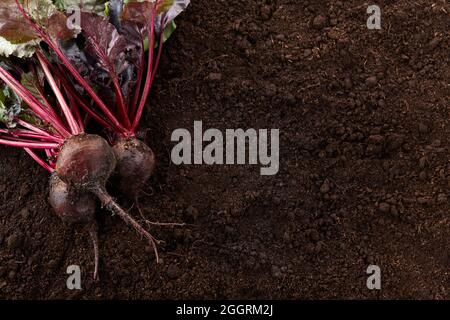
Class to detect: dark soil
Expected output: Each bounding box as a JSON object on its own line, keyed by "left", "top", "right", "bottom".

{"left": 0, "top": 0, "right": 449, "bottom": 299}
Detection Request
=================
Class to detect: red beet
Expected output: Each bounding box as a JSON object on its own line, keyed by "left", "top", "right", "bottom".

{"left": 112, "top": 137, "right": 156, "bottom": 199}
{"left": 49, "top": 173, "right": 99, "bottom": 279}
{"left": 55, "top": 134, "right": 160, "bottom": 261}
{"left": 56, "top": 134, "right": 116, "bottom": 191}
{"left": 49, "top": 173, "right": 97, "bottom": 225}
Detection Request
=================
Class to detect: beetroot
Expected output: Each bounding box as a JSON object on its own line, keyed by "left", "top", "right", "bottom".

{"left": 112, "top": 137, "right": 156, "bottom": 199}
{"left": 55, "top": 134, "right": 161, "bottom": 261}
{"left": 49, "top": 173, "right": 97, "bottom": 225}
{"left": 56, "top": 134, "right": 116, "bottom": 191}
{"left": 50, "top": 133, "right": 161, "bottom": 277}
{"left": 49, "top": 173, "right": 99, "bottom": 279}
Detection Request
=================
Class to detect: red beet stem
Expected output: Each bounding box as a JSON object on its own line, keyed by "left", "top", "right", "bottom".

{"left": 0, "top": 67, "right": 71, "bottom": 138}
{"left": 0, "top": 138, "right": 59, "bottom": 149}
{"left": 130, "top": 41, "right": 146, "bottom": 117}
{"left": 0, "top": 129, "right": 61, "bottom": 143}
{"left": 16, "top": 120, "right": 64, "bottom": 142}
{"left": 52, "top": 64, "right": 113, "bottom": 130}
{"left": 150, "top": 28, "right": 165, "bottom": 87}
{"left": 64, "top": 90, "right": 84, "bottom": 130}
{"left": 24, "top": 148, "right": 54, "bottom": 172}
{"left": 131, "top": 14, "right": 166, "bottom": 133}
{"left": 36, "top": 52, "right": 82, "bottom": 135}
{"left": 48, "top": 41, "right": 128, "bottom": 134}
{"left": 132, "top": 6, "right": 157, "bottom": 132}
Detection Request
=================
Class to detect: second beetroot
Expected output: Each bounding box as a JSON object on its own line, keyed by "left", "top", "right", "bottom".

{"left": 112, "top": 137, "right": 156, "bottom": 200}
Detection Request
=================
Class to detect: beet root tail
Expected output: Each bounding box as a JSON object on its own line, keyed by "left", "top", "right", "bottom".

{"left": 88, "top": 223, "right": 99, "bottom": 280}
{"left": 93, "top": 187, "right": 160, "bottom": 263}
{"left": 135, "top": 197, "right": 186, "bottom": 228}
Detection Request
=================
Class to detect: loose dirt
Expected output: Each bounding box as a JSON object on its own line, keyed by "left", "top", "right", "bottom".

{"left": 0, "top": 0, "right": 448, "bottom": 299}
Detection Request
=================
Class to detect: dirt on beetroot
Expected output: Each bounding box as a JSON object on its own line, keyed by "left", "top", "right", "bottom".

{"left": 0, "top": 0, "right": 449, "bottom": 299}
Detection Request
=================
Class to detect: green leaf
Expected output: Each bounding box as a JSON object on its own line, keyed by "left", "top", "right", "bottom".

{"left": 0, "top": 37, "right": 40, "bottom": 58}
{"left": 0, "top": 0, "right": 39, "bottom": 44}
{"left": 120, "top": 0, "right": 181, "bottom": 25}
{"left": 0, "top": 84, "right": 22, "bottom": 128}
{"left": 22, "top": 0, "right": 79, "bottom": 40}
{"left": 18, "top": 110, "right": 46, "bottom": 127}
{"left": 0, "top": 0, "right": 79, "bottom": 57}
{"left": 120, "top": 0, "right": 188, "bottom": 48}
{"left": 21, "top": 70, "right": 46, "bottom": 106}
{"left": 79, "top": 12, "right": 128, "bottom": 74}
{"left": 159, "top": 0, "right": 189, "bottom": 25}
{"left": 162, "top": 20, "right": 176, "bottom": 42}
{"left": 142, "top": 20, "right": 176, "bottom": 50}
{"left": 158, "top": 0, "right": 175, "bottom": 14}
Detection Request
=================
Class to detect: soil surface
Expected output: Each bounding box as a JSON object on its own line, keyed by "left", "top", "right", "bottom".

{"left": 0, "top": 0, "right": 449, "bottom": 299}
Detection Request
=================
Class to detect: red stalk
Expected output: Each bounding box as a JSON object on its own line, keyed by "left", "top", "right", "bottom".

{"left": 0, "top": 67, "right": 71, "bottom": 138}
{"left": 61, "top": 80, "right": 112, "bottom": 129}
{"left": 45, "top": 149, "right": 57, "bottom": 167}
{"left": 16, "top": 133, "right": 58, "bottom": 142}
{"left": 51, "top": 63, "right": 113, "bottom": 130}
{"left": 49, "top": 40, "right": 128, "bottom": 133}
{"left": 27, "top": 62, "right": 59, "bottom": 120}
{"left": 150, "top": 30, "right": 165, "bottom": 91}
{"left": 16, "top": 119, "right": 64, "bottom": 142}
{"left": 45, "top": 148, "right": 53, "bottom": 160}
{"left": 0, "top": 129, "right": 62, "bottom": 143}
{"left": 132, "top": 6, "right": 157, "bottom": 133}
{"left": 130, "top": 40, "right": 146, "bottom": 117}
{"left": 37, "top": 52, "right": 82, "bottom": 135}
{"left": 52, "top": 43, "right": 127, "bottom": 133}
{"left": 64, "top": 89, "right": 85, "bottom": 129}
{"left": 111, "top": 72, "right": 131, "bottom": 128}
{"left": 0, "top": 138, "right": 59, "bottom": 149}
{"left": 24, "top": 148, "right": 54, "bottom": 173}
{"left": 1, "top": 134, "right": 57, "bottom": 143}
{"left": 83, "top": 38, "right": 131, "bottom": 129}
{"left": 35, "top": 53, "right": 84, "bottom": 129}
